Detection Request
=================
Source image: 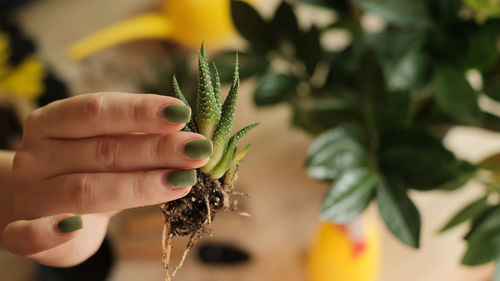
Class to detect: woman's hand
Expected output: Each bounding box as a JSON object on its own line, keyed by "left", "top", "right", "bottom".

{"left": 1, "top": 92, "right": 212, "bottom": 267}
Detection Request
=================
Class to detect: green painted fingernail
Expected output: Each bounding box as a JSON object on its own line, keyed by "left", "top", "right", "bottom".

{"left": 57, "top": 216, "right": 83, "bottom": 233}
{"left": 167, "top": 170, "right": 197, "bottom": 188}
{"left": 184, "top": 139, "right": 213, "bottom": 159}
{"left": 163, "top": 104, "right": 191, "bottom": 123}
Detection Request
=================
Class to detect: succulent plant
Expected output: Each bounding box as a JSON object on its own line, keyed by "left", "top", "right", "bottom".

{"left": 159, "top": 43, "right": 257, "bottom": 281}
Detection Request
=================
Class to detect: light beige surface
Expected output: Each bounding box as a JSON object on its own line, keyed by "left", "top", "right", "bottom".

{"left": 1, "top": 0, "right": 497, "bottom": 280}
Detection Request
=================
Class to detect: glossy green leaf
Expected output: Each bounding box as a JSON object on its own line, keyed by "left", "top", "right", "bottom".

{"left": 254, "top": 73, "right": 299, "bottom": 106}
{"left": 291, "top": 94, "right": 362, "bottom": 135}
{"left": 379, "top": 129, "right": 473, "bottom": 191}
{"left": 377, "top": 179, "right": 421, "bottom": 248}
{"left": 464, "top": 205, "right": 500, "bottom": 240}
{"left": 297, "top": 25, "right": 323, "bottom": 76}
{"left": 460, "top": 30, "right": 499, "bottom": 71}
{"left": 231, "top": 1, "right": 276, "bottom": 52}
{"left": 440, "top": 196, "right": 489, "bottom": 233}
{"left": 369, "top": 29, "right": 427, "bottom": 91}
{"left": 271, "top": 1, "right": 301, "bottom": 44}
{"left": 320, "top": 167, "right": 376, "bottom": 223}
{"left": 438, "top": 160, "right": 477, "bottom": 191}
{"left": 462, "top": 207, "right": 500, "bottom": 265}
{"left": 354, "top": 0, "right": 430, "bottom": 26}
{"left": 374, "top": 91, "right": 411, "bottom": 130}
{"left": 306, "top": 125, "right": 367, "bottom": 181}
{"left": 434, "top": 65, "right": 482, "bottom": 126}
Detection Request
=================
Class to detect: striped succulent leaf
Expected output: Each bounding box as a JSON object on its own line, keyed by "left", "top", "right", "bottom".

{"left": 212, "top": 62, "right": 222, "bottom": 112}
{"left": 202, "top": 54, "right": 240, "bottom": 173}
{"left": 196, "top": 43, "right": 221, "bottom": 138}
{"left": 172, "top": 75, "right": 197, "bottom": 132}
{"left": 210, "top": 122, "right": 259, "bottom": 179}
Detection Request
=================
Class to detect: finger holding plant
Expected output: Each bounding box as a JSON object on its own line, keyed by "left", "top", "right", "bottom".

{"left": 3, "top": 92, "right": 211, "bottom": 267}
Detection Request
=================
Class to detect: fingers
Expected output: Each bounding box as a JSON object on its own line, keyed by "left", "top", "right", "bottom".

{"left": 24, "top": 92, "right": 191, "bottom": 139}
{"left": 44, "top": 132, "right": 212, "bottom": 175}
{"left": 20, "top": 169, "right": 196, "bottom": 218}
{"left": 2, "top": 214, "right": 82, "bottom": 257}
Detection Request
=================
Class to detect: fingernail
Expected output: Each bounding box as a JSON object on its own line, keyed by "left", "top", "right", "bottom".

{"left": 166, "top": 170, "right": 197, "bottom": 188}
{"left": 184, "top": 139, "right": 213, "bottom": 159}
{"left": 57, "top": 216, "right": 83, "bottom": 233}
{"left": 163, "top": 104, "right": 191, "bottom": 123}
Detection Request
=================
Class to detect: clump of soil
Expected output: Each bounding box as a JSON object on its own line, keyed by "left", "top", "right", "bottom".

{"left": 159, "top": 170, "right": 241, "bottom": 280}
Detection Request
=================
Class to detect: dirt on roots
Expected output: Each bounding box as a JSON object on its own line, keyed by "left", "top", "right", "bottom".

{"left": 159, "top": 170, "right": 240, "bottom": 280}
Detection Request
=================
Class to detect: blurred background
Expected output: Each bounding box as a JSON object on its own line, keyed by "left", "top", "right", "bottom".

{"left": 1, "top": 0, "right": 500, "bottom": 280}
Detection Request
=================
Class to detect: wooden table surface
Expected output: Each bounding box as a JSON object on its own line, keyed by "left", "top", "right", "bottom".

{"left": 0, "top": 0, "right": 498, "bottom": 280}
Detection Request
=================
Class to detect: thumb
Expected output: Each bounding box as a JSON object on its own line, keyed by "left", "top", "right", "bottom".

{"left": 2, "top": 214, "right": 83, "bottom": 257}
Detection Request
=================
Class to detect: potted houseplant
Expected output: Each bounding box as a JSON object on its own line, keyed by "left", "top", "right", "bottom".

{"left": 222, "top": 0, "right": 500, "bottom": 280}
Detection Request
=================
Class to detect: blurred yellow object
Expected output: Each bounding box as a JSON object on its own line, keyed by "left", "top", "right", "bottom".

{"left": 0, "top": 32, "right": 45, "bottom": 101}
{"left": 307, "top": 217, "right": 380, "bottom": 281}
{"left": 69, "top": 0, "right": 253, "bottom": 60}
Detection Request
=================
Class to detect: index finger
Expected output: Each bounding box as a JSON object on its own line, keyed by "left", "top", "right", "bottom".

{"left": 25, "top": 92, "right": 192, "bottom": 139}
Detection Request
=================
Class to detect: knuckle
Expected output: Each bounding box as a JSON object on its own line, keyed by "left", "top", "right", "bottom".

{"left": 80, "top": 94, "right": 105, "bottom": 120}
{"left": 131, "top": 96, "right": 149, "bottom": 124}
{"left": 154, "top": 135, "right": 170, "bottom": 163}
{"left": 23, "top": 109, "right": 43, "bottom": 136}
{"left": 132, "top": 173, "right": 154, "bottom": 201}
{"left": 12, "top": 152, "right": 33, "bottom": 175}
{"left": 72, "top": 175, "right": 94, "bottom": 213}
{"left": 95, "top": 136, "right": 120, "bottom": 169}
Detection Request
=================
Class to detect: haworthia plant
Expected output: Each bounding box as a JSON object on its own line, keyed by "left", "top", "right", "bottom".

{"left": 177, "top": 44, "right": 257, "bottom": 180}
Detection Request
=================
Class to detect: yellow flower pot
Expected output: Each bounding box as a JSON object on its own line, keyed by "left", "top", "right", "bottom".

{"left": 307, "top": 216, "right": 380, "bottom": 281}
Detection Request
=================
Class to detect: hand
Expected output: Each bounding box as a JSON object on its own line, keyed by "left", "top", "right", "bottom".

{"left": 2, "top": 92, "right": 212, "bottom": 267}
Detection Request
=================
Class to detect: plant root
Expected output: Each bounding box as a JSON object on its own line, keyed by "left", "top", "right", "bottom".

{"left": 160, "top": 170, "right": 240, "bottom": 280}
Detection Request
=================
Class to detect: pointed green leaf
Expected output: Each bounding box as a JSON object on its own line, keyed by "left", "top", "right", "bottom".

{"left": 231, "top": 1, "right": 277, "bottom": 53}
{"left": 196, "top": 43, "right": 221, "bottom": 138}
{"left": 271, "top": 1, "right": 301, "bottom": 45}
{"left": 440, "top": 196, "right": 489, "bottom": 233}
{"left": 228, "top": 123, "right": 259, "bottom": 146}
{"left": 254, "top": 73, "right": 299, "bottom": 106}
{"left": 320, "top": 167, "right": 376, "bottom": 223}
{"left": 434, "top": 65, "right": 482, "bottom": 126}
{"left": 462, "top": 207, "right": 500, "bottom": 265}
{"left": 209, "top": 123, "right": 259, "bottom": 179}
{"left": 211, "top": 62, "right": 222, "bottom": 112}
{"left": 379, "top": 129, "right": 476, "bottom": 191}
{"left": 172, "top": 76, "right": 197, "bottom": 132}
{"left": 306, "top": 125, "right": 367, "bottom": 181}
{"left": 298, "top": 25, "right": 322, "bottom": 76}
{"left": 203, "top": 55, "right": 240, "bottom": 172}
{"left": 377, "top": 179, "right": 421, "bottom": 248}
{"left": 465, "top": 205, "right": 500, "bottom": 240}
{"left": 234, "top": 144, "right": 251, "bottom": 163}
